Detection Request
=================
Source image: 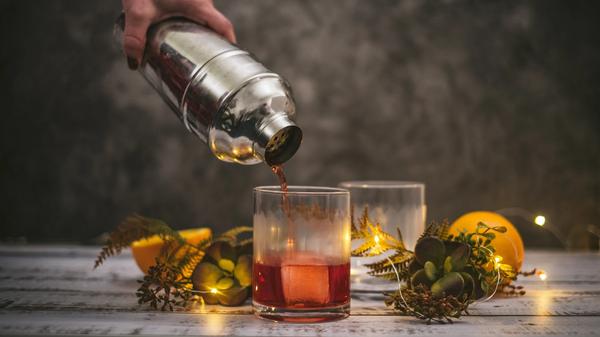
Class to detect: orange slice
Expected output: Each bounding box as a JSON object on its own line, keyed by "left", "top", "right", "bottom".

{"left": 131, "top": 228, "right": 212, "bottom": 274}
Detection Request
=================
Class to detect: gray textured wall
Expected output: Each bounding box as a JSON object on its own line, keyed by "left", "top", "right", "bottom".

{"left": 1, "top": 1, "right": 599, "bottom": 244}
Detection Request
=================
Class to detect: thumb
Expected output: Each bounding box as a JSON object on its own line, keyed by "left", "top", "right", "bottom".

{"left": 122, "top": 9, "right": 153, "bottom": 68}
{"left": 202, "top": 7, "right": 236, "bottom": 43}
{"left": 183, "top": 4, "right": 236, "bottom": 44}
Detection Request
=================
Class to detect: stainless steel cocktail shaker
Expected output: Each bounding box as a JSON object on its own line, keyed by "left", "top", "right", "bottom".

{"left": 114, "top": 16, "right": 302, "bottom": 165}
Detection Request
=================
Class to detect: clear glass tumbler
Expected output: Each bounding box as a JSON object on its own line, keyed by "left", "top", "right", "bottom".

{"left": 253, "top": 186, "right": 351, "bottom": 323}
{"left": 338, "top": 181, "right": 426, "bottom": 292}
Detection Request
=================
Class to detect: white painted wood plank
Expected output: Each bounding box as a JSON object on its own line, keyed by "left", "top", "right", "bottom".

{"left": 1, "top": 245, "right": 599, "bottom": 337}
{"left": 2, "top": 288, "right": 599, "bottom": 316}
{"left": 1, "top": 247, "right": 599, "bottom": 316}
{"left": 1, "top": 310, "right": 599, "bottom": 337}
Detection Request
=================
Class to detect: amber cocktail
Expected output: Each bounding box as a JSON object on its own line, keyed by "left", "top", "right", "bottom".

{"left": 252, "top": 186, "right": 351, "bottom": 322}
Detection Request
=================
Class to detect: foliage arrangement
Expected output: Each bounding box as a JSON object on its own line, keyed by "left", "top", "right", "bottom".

{"left": 94, "top": 214, "right": 252, "bottom": 310}
{"left": 351, "top": 207, "right": 521, "bottom": 323}
{"left": 96, "top": 210, "right": 532, "bottom": 321}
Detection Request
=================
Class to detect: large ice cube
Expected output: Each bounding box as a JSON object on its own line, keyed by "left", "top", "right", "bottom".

{"left": 281, "top": 252, "right": 330, "bottom": 306}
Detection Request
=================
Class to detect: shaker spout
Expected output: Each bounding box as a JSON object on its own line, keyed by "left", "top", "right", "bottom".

{"left": 258, "top": 116, "right": 303, "bottom": 166}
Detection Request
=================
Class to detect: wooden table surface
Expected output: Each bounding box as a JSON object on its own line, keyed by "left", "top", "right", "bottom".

{"left": 0, "top": 245, "right": 598, "bottom": 336}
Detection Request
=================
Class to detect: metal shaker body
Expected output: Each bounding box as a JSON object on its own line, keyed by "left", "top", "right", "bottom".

{"left": 115, "top": 17, "right": 301, "bottom": 165}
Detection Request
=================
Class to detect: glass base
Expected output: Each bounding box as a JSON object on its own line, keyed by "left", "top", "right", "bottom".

{"left": 253, "top": 301, "right": 350, "bottom": 323}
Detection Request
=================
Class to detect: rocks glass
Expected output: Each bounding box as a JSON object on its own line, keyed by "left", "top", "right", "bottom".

{"left": 252, "top": 186, "right": 351, "bottom": 322}
{"left": 338, "top": 181, "right": 426, "bottom": 292}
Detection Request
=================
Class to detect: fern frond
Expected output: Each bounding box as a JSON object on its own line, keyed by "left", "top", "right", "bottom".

{"left": 351, "top": 240, "right": 375, "bottom": 257}
{"left": 213, "top": 226, "right": 253, "bottom": 245}
{"left": 364, "top": 250, "right": 414, "bottom": 282}
{"left": 363, "top": 251, "right": 413, "bottom": 270}
{"left": 238, "top": 237, "right": 253, "bottom": 247}
{"left": 420, "top": 218, "right": 452, "bottom": 240}
{"left": 94, "top": 214, "right": 182, "bottom": 269}
{"left": 396, "top": 228, "right": 407, "bottom": 251}
{"left": 173, "top": 245, "right": 205, "bottom": 279}
{"left": 367, "top": 270, "right": 410, "bottom": 281}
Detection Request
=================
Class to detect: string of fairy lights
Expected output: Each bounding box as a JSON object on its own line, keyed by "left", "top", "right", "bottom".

{"left": 355, "top": 210, "right": 552, "bottom": 291}
{"left": 194, "top": 210, "right": 556, "bottom": 308}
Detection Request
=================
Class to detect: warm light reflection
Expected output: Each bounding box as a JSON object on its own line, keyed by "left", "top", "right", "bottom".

{"left": 374, "top": 235, "right": 381, "bottom": 245}
{"left": 210, "top": 287, "right": 218, "bottom": 294}
{"left": 538, "top": 269, "right": 548, "bottom": 281}
{"left": 204, "top": 312, "right": 225, "bottom": 335}
{"left": 494, "top": 255, "right": 503, "bottom": 264}
{"left": 535, "top": 290, "right": 552, "bottom": 316}
{"left": 534, "top": 215, "right": 546, "bottom": 226}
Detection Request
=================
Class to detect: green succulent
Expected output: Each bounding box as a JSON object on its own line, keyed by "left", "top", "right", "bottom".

{"left": 191, "top": 241, "right": 252, "bottom": 306}
{"left": 408, "top": 237, "right": 479, "bottom": 300}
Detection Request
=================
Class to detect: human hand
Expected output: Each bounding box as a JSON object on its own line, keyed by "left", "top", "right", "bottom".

{"left": 121, "top": 0, "right": 236, "bottom": 70}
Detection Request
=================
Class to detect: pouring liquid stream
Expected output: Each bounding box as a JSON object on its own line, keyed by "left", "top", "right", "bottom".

{"left": 271, "top": 164, "right": 294, "bottom": 244}
{"left": 271, "top": 165, "right": 289, "bottom": 210}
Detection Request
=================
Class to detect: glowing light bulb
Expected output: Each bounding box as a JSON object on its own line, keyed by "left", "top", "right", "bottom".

{"left": 538, "top": 270, "right": 547, "bottom": 281}
{"left": 534, "top": 215, "right": 546, "bottom": 226}
{"left": 210, "top": 288, "right": 218, "bottom": 294}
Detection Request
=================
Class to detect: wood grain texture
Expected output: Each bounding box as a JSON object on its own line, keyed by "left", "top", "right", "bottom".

{"left": 0, "top": 245, "right": 599, "bottom": 336}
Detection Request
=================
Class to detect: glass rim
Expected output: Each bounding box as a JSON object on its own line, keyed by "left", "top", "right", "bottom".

{"left": 254, "top": 185, "right": 349, "bottom": 196}
{"left": 338, "top": 180, "right": 424, "bottom": 189}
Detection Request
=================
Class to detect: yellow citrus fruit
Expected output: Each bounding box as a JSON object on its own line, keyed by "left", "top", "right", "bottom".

{"left": 449, "top": 211, "right": 524, "bottom": 272}
{"left": 131, "top": 228, "right": 212, "bottom": 274}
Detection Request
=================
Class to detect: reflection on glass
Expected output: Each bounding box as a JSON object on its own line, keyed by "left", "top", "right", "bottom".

{"left": 339, "top": 181, "right": 426, "bottom": 292}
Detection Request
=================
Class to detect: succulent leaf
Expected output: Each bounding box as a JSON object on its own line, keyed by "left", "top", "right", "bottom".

{"left": 449, "top": 243, "right": 470, "bottom": 271}
{"left": 206, "top": 241, "right": 236, "bottom": 263}
{"left": 424, "top": 261, "right": 437, "bottom": 281}
{"left": 411, "top": 269, "right": 433, "bottom": 288}
{"left": 431, "top": 272, "right": 464, "bottom": 299}
{"left": 443, "top": 256, "right": 453, "bottom": 274}
{"left": 414, "top": 237, "right": 445, "bottom": 266}
{"left": 459, "top": 272, "right": 476, "bottom": 299}
{"left": 234, "top": 255, "right": 252, "bottom": 287}
{"left": 218, "top": 258, "right": 235, "bottom": 272}
{"left": 408, "top": 259, "right": 421, "bottom": 274}
{"left": 191, "top": 262, "right": 223, "bottom": 290}
{"left": 216, "top": 285, "right": 249, "bottom": 306}
{"left": 216, "top": 277, "right": 234, "bottom": 290}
